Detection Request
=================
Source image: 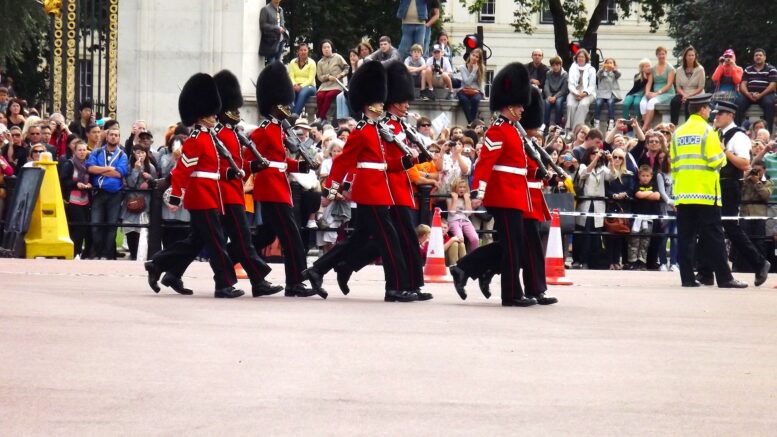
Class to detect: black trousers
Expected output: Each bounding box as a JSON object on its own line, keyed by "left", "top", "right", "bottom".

{"left": 458, "top": 207, "right": 524, "bottom": 301}
{"left": 253, "top": 201, "right": 306, "bottom": 286}
{"left": 521, "top": 219, "right": 547, "bottom": 297}
{"left": 65, "top": 203, "right": 90, "bottom": 257}
{"left": 676, "top": 204, "right": 733, "bottom": 285}
{"left": 669, "top": 94, "right": 690, "bottom": 125}
{"left": 153, "top": 209, "right": 237, "bottom": 290}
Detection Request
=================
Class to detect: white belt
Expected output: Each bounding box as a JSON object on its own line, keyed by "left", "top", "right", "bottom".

{"left": 493, "top": 165, "right": 527, "bottom": 175}
{"left": 267, "top": 161, "right": 288, "bottom": 172}
{"left": 527, "top": 181, "right": 544, "bottom": 189}
{"left": 356, "top": 162, "right": 387, "bottom": 170}
{"left": 191, "top": 171, "right": 219, "bottom": 180}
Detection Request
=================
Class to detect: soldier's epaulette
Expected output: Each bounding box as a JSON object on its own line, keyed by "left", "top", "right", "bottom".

{"left": 259, "top": 119, "right": 271, "bottom": 128}
{"left": 189, "top": 129, "right": 202, "bottom": 138}
{"left": 213, "top": 123, "right": 224, "bottom": 133}
{"left": 355, "top": 120, "right": 367, "bottom": 131}
{"left": 492, "top": 118, "right": 505, "bottom": 126}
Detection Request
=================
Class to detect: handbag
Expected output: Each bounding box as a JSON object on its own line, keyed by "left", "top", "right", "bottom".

{"left": 126, "top": 176, "right": 146, "bottom": 213}
{"left": 604, "top": 203, "right": 630, "bottom": 234}
{"left": 459, "top": 87, "right": 480, "bottom": 97}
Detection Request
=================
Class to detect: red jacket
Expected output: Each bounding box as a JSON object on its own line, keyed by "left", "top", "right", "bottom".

{"left": 325, "top": 118, "right": 394, "bottom": 206}
{"left": 382, "top": 114, "right": 416, "bottom": 208}
{"left": 215, "top": 123, "right": 247, "bottom": 206}
{"left": 249, "top": 118, "right": 301, "bottom": 206}
{"left": 472, "top": 116, "right": 531, "bottom": 212}
{"left": 170, "top": 126, "right": 224, "bottom": 212}
{"left": 524, "top": 143, "right": 551, "bottom": 221}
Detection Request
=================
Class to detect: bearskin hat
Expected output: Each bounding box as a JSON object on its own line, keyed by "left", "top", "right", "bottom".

{"left": 179, "top": 73, "right": 221, "bottom": 126}
{"left": 256, "top": 61, "right": 294, "bottom": 118}
{"left": 348, "top": 60, "right": 387, "bottom": 112}
{"left": 385, "top": 61, "right": 414, "bottom": 105}
{"left": 489, "top": 62, "right": 531, "bottom": 112}
{"left": 521, "top": 87, "right": 544, "bottom": 130}
{"left": 213, "top": 69, "right": 244, "bottom": 111}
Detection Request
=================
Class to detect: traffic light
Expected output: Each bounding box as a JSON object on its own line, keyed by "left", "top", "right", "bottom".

{"left": 569, "top": 40, "right": 582, "bottom": 58}
{"left": 463, "top": 34, "right": 480, "bottom": 61}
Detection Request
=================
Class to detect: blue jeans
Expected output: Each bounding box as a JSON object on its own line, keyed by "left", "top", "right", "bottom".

{"left": 595, "top": 96, "right": 618, "bottom": 121}
{"left": 621, "top": 93, "right": 643, "bottom": 120}
{"left": 457, "top": 90, "right": 482, "bottom": 124}
{"left": 264, "top": 40, "right": 286, "bottom": 65}
{"left": 543, "top": 96, "right": 566, "bottom": 126}
{"left": 90, "top": 190, "right": 123, "bottom": 259}
{"left": 292, "top": 85, "right": 316, "bottom": 116}
{"left": 423, "top": 26, "right": 432, "bottom": 57}
{"left": 399, "top": 23, "right": 426, "bottom": 60}
{"left": 735, "top": 92, "right": 775, "bottom": 133}
{"left": 336, "top": 92, "right": 351, "bottom": 119}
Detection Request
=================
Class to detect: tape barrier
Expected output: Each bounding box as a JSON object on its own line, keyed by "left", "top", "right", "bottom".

{"left": 440, "top": 210, "right": 773, "bottom": 221}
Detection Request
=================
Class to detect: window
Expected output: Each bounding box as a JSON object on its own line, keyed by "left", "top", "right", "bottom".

{"left": 478, "top": 0, "right": 495, "bottom": 24}
{"left": 484, "top": 70, "right": 494, "bottom": 98}
{"left": 77, "top": 59, "right": 93, "bottom": 106}
{"left": 540, "top": 0, "right": 618, "bottom": 25}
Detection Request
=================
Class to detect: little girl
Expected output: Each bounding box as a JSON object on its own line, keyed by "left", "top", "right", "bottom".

{"left": 593, "top": 57, "right": 622, "bottom": 131}
{"left": 446, "top": 178, "right": 479, "bottom": 250}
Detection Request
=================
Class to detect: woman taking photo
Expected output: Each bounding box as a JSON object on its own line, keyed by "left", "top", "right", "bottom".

{"left": 640, "top": 46, "right": 676, "bottom": 130}
{"left": 670, "top": 46, "right": 705, "bottom": 125}
{"left": 457, "top": 48, "right": 485, "bottom": 124}
{"left": 572, "top": 147, "right": 610, "bottom": 269}
{"left": 315, "top": 39, "right": 348, "bottom": 123}
{"left": 59, "top": 140, "right": 92, "bottom": 258}
{"left": 121, "top": 144, "right": 157, "bottom": 260}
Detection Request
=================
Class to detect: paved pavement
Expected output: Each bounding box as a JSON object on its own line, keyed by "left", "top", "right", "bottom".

{"left": 1, "top": 259, "right": 776, "bottom": 436}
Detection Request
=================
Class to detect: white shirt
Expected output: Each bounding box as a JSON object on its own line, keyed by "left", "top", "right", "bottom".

{"left": 721, "top": 121, "right": 751, "bottom": 159}
{"left": 426, "top": 56, "right": 453, "bottom": 74}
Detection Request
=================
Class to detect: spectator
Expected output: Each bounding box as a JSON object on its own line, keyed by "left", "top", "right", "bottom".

{"left": 605, "top": 148, "right": 635, "bottom": 270}
{"left": 527, "top": 49, "right": 549, "bottom": 90}
{"left": 446, "top": 177, "right": 479, "bottom": 250}
{"left": 739, "top": 160, "right": 773, "bottom": 270}
{"left": 572, "top": 128, "right": 603, "bottom": 163}
{"left": 85, "top": 123, "right": 102, "bottom": 151}
{"left": 356, "top": 40, "right": 373, "bottom": 67}
{"left": 364, "top": 35, "right": 401, "bottom": 66}
{"left": 416, "top": 116, "right": 434, "bottom": 145}
{"left": 124, "top": 120, "right": 147, "bottom": 150}
{"left": 436, "top": 32, "right": 454, "bottom": 69}
{"left": 671, "top": 46, "right": 705, "bottom": 125}
{"left": 396, "top": 0, "right": 428, "bottom": 60}
{"left": 259, "top": 0, "right": 286, "bottom": 65}
{"left": 593, "top": 57, "right": 622, "bottom": 131}
{"left": 569, "top": 123, "right": 590, "bottom": 150}
{"left": 736, "top": 48, "right": 777, "bottom": 133}
{"left": 566, "top": 49, "right": 596, "bottom": 129}
{"left": 41, "top": 124, "right": 53, "bottom": 149}
{"left": 628, "top": 165, "right": 661, "bottom": 270}
{"left": 0, "top": 111, "right": 6, "bottom": 127}
{"left": 572, "top": 147, "right": 610, "bottom": 269}
{"left": 640, "top": 46, "right": 676, "bottom": 130}
{"left": 440, "top": 219, "right": 466, "bottom": 266}
{"left": 23, "top": 143, "right": 48, "bottom": 167}
{"left": 631, "top": 128, "right": 662, "bottom": 174}
{"left": 289, "top": 41, "right": 317, "bottom": 116}
{"left": 417, "top": 224, "right": 431, "bottom": 264}
{"left": 423, "top": 0, "right": 441, "bottom": 57}
{"left": 0, "top": 86, "right": 8, "bottom": 113}
{"left": 456, "top": 48, "right": 485, "bottom": 124}
{"left": 86, "top": 126, "right": 128, "bottom": 260}
{"left": 59, "top": 139, "right": 92, "bottom": 258}
{"left": 49, "top": 113, "right": 71, "bottom": 158}
{"left": 121, "top": 144, "right": 157, "bottom": 260}
{"left": 157, "top": 133, "right": 190, "bottom": 248}
{"left": 748, "top": 119, "right": 767, "bottom": 140}
{"left": 315, "top": 39, "right": 348, "bottom": 124}
{"left": 2, "top": 126, "right": 27, "bottom": 173}
{"left": 543, "top": 55, "right": 569, "bottom": 128}
{"left": 5, "top": 98, "right": 25, "bottom": 129}
{"left": 68, "top": 100, "right": 93, "bottom": 140}
{"left": 623, "top": 59, "right": 651, "bottom": 122}
{"left": 711, "top": 49, "right": 743, "bottom": 109}
{"left": 655, "top": 148, "right": 677, "bottom": 271}
{"left": 420, "top": 44, "right": 454, "bottom": 101}
{"left": 316, "top": 139, "right": 348, "bottom": 252}
{"left": 0, "top": 130, "right": 13, "bottom": 218}
{"left": 404, "top": 44, "right": 426, "bottom": 88}
{"left": 335, "top": 48, "right": 360, "bottom": 119}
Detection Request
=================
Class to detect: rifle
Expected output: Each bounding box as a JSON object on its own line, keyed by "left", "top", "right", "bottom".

{"left": 280, "top": 119, "right": 319, "bottom": 170}
{"left": 208, "top": 129, "right": 244, "bottom": 179}
{"left": 234, "top": 127, "right": 270, "bottom": 170}
{"left": 399, "top": 119, "right": 433, "bottom": 163}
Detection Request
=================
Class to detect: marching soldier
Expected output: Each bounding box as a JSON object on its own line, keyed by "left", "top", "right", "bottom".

{"left": 145, "top": 73, "right": 243, "bottom": 298}
{"left": 449, "top": 63, "right": 538, "bottom": 307}
{"left": 250, "top": 61, "right": 325, "bottom": 298}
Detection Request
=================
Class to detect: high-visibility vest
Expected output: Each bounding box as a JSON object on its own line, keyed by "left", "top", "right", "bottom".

{"left": 670, "top": 114, "right": 727, "bottom": 206}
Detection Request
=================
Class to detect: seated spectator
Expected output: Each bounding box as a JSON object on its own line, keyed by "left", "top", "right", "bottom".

{"left": 566, "top": 49, "right": 596, "bottom": 129}
{"left": 420, "top": 44, "right": 454, "bottom": 101}
{"left": 735, "top": 48, "right": 777, "bottom": 133}
{"left": 315, "top": 39, "right": 348, "bottom": 124}
{"left": 527, "top": 49, "right": 549, "bottom": 89}
{"left": 435, "top": 32, "right": 454, "bottom": 72}
{"left": 364, "top": 35, "right": 401, "bottom": 65}
{"left": 593, "top": 57, "right": 622, "bottom": 131}
{"left": 404, "top": 44, "right": 426, "bottom": 88}
{"left": 623, "top": 59, "right": 651, "bottom": 122}
{"left": 336, "top": 48, "right": 360, "bottom": 119}
{"left": 289, "top": 41, "right": 317, "bottom": 116}
{"left": 446, "top": 177, "right": 479, "bottom": 250}
{"left": 543, "top": 56, "right": 568, "bottom": 128}
{"left": 440, "top": 219, "right": 466, "bottom": 266}
{"left": 457, "top": 48, "right": 485, "bottom": 124}
{"left": 628, "top": 165, "right": 661, "bottom": 270}
{"left": 711, "top": 49, "right": 743, "bottom": 110}
{"left": 59, "top": 139, "right": 92, "bottom": 258}
{"left": 356, "top": 39, "right": 374, "bottom": 68}
{"left": 86, "top": 126, "right": 127, "bottom": 260}
{"left": 68, "top": 100, "right": 94, "bottom": 140}
{"left": 671, "top": 46, "right": 705, "bottom": 125}
{"left": 640, "top": 46, "right": 676, "bottom": 130}
{"left": 121, "top": 144, "right": 157, "bottom": 260}
{"left": 417, "top": 224, "right": 431, "bottom": 264}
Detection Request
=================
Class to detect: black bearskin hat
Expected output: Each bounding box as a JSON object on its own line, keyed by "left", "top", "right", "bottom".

{"left": 489, "top": 62, "right": 531, "bottom": 112}
{"left": 179, "top": 73, "right": 221, "bottom": 126}
{"left": 385, "top": 61, "right": 414, "bottom": 105}
{"left": 213, "top": 70, "right": 244, "bottom": 111}
{"left": 521, "top": 87, "right": 544, "bottom": 130}
{"left": 348, "top": 60, "right": 387, "bottom": 112}
{"left": 256, "top": 61, "right": 294, "bottom": 118}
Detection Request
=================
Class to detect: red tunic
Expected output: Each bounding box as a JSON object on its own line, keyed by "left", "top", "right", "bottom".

{"left": 215, "top": 123, "right": 246, "bottom": 206}
{"left": 170, "top": 126, "right": 224, "bottom": 212}
{"left": 524, "top": 142, "right": 551, "bottom": 221}
{"left": 249, "top": 118, "right": 301, "bottom": 206}
{"left": 383, "top": 114, "right": 416, "bottom": 208}
{"left": 325, "top": 118, "right": 394, "bottom": 206}
{"left": 472, "top": 116, "right": 532, "bottom": 212}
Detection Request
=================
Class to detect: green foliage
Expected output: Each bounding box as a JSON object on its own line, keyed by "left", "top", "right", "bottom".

{"left": 0, "top": 1, "right": 48, "bottom": 67}
{"left": 4, "top": 33, "right": 49, "bottom": 107}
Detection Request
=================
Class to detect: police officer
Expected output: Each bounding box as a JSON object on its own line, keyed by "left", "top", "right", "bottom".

{"left": 671, "top": 93, "right": 747, "bottom": 288}
{"left": 450, "top": 63, "right": 538, "bottom": 307}
{"left": 696, "top": 100, "right": 770, "bottom": 286}
{"left": 145, "top": 73, "right": 244, "bottom": 298}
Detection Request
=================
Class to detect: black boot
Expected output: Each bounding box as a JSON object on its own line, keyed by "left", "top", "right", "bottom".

{"left": 334, "top": 262, "right": 352, "bottom": 295}
{"left": 161, "top": 273, "right": 194, "bottom": 295}
{"left": 478, "top": 270, "right": 494, "bottom": 299}
{"left": 502, "top": 296, "right": 538, "bottom": 307}
{"left": 534, "top": 292, "right": 558, "bottom": 305}
{"left": 384, "top": 289, "right": 419, "bottom": 302}
{"left": 144, "top": 261, "right": 161, "bottom": 293}
{"left": 214, "top": 286, "right": 245, "bottom": 298}
{"left": 411, "top": 288, "right": 434, "bottom": 301}
{"left": 285, "top": 283, "right": 318, "bottom": 297}
{"left": 449, "top": 265, "right": 468, "bottom": 300}
{"left": 252, "top": 280, "right": 284, "bottom": 297}
{"left": 301, "top": 267, "right": 328, "bottom": 299}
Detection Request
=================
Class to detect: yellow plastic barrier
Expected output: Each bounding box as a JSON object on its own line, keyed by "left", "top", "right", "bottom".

{"left": 25, "top": 152, "right": 74, "bottom": 259}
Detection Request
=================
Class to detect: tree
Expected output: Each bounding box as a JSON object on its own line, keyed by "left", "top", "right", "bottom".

{"left": 459, "top": 0, "right": 671, "bottom": 68}
{"left": 667, "top": 0, "right": 777, "bottom": 76}
{"left": 0, "top": 1, "right": 48, "bottom": 67}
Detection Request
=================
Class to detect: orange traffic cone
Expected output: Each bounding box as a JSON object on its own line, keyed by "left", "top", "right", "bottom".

{"left": 235, "top": 263, "right": 248, "bottom": 280}
{"left": 545, "top": 209, "right": 573, "bottom": 285}
{"left": 424, "top": 208, "right": 453, "bottom": 283}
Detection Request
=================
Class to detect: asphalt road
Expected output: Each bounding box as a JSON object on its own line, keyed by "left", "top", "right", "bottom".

{"left": 1, "top": 259, "right": 776, "bottom": 436}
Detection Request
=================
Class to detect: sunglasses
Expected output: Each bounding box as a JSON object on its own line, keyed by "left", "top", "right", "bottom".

{"left": 11, "top": 133, "right": 21, "bottom": 137}
{"left": 648, "top": 140, "right": 661, "bottom": 144}
{"left": 612, "top": 156, "right": 623, "bottom": 160}
{"left": 32, "top": 150, "right": 44, "bottom": 154}
{"left": 419, "top": 123, "right": 431, "bottom": 127}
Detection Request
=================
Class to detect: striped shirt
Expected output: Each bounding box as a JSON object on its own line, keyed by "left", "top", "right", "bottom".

{"left": 743, "top": 63, "right": 777, "bottom": 94}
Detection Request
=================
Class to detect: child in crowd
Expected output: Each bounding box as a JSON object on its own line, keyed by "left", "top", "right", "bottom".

{"left": 593, "top": 57, "right": 622, "bottom": 131}
{"left": 446, "top": 177, "right": 479, "bottom": 250}
{"left": 628, "top": 165, "right": 661, "bottom": 270}
{"left": 622, "top": 59, "right": 651, "bottom": 122}
{"left": 441, "top": 219, "right": 466, "bottom": 266}
{"left": 417, "top": 224, "right": 431, "bottom": 264}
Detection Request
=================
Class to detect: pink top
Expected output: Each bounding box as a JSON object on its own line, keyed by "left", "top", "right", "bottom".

{"left": 0, "top": 155, "right": 13, "bottom": 176}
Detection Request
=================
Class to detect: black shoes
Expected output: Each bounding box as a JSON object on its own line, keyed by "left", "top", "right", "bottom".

{"left": 478, "top": 270, "right": 494, "bottom": 299}
{"left": 144, "top": 261, "right": 161, "bottom": 293}
{"left": 285, "top": 283, "right": 319, "bottom": 297}
{"left": 718, "top": 279, "right": 748, "bottom": 289}
{"left": 501, "top": 297, "right": 538, "bottom": 307}
{"left": 755, "top": 260, "right": 770, "bottom": 287}
{"left": 334, "top": 262, "right": 352, "bottom": 295}
{"left": 301, "top": 268, "right": 328, "bottom": 299}
{"left": 682, "top": 281, "right": 702, "bottom": 287}
{"left": 252, "top": 280, "right": 284, "bottom": 297}
{"left": 161, "top": 273, "right": 194, "bottom": 295}
{"left": 411, "top": 288, "right": 434, "bottom": 301}
{"left": 695, "top": 274, "right": 714, "bottom": 286}
{"left": 214, "top": 286, "right": 244, "bottom": 298}
{"left": 534, "top": 293, "right": 558, "bottom": 305}
{"left": 450, "top": 265, "right": 468, "bottom": 300}
{"left": 384, "top": 289, "right": 419, "bottom": 302}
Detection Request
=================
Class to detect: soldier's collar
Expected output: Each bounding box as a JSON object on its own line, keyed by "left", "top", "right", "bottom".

{"left": 386, "top": 112, "right": 401, "bottom": 122}
{"left": 362, "top": 117, "right": 378, "bottom": 126}
{"left": 268, "top": 117, "right": 281, "bottom": 125}
{"left": 194, "top": 124, "right": 210, "bottom": 132}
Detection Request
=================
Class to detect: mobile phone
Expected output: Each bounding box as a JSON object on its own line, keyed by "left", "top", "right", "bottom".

{"left": 172, "top": 139, "right": 182, "bottom": 152}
